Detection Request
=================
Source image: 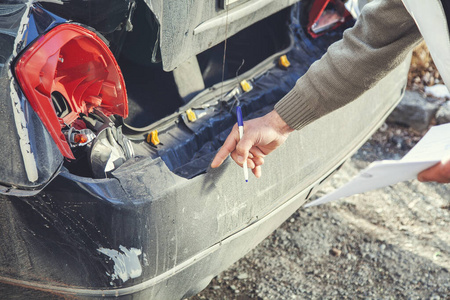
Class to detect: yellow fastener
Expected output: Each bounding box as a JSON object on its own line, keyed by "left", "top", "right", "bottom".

{"left": 186, "top": 109, "right": 197, "bottom": 122}
{"left": 147, "top": 130, "right": 160, "bottom": 146}
{"left": 279, "top": 55, "right": 291, "bottom": 68}
{"left": 240, "top": 80, "right": 253, "bottom": 92}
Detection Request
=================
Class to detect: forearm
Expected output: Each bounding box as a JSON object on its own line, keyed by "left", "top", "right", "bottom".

{"left": 275, "top": 0, "right": 422, "bottom": 130}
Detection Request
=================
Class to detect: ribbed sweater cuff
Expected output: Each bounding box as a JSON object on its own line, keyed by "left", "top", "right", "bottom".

{"left": 274, "top": 87, "right": 320, "bottom": 131}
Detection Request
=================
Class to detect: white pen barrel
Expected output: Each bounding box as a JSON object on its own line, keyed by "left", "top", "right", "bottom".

{"left": 238, "top": 126, "right": 249, "bottom": 182}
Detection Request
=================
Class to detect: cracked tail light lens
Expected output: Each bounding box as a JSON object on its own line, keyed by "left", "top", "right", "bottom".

{"left": 14, "top": 24, "right": 128, "bottom": 159}
{"left": 307, "top": 0, "right": 351, "bottom": 38}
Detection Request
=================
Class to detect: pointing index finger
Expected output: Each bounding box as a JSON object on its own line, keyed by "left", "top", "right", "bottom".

{"left": 211, "top": 126, "right": 239, "bottom": 168}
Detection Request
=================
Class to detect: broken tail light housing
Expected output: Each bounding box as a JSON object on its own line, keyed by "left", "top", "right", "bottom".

{"left": 14, "top": 24, "right": 128, "bottom": 159}
{"left": 307, "top": 0, "right": 352, "bottom": 38}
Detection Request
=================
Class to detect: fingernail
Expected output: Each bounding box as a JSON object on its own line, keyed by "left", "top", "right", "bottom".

{"left": 237, "top": 155, "right": 244, "bottom": 164}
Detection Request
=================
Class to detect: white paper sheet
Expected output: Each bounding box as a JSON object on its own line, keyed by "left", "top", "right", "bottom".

{"left": 305, "top": 124, "right": 450, "bottom": 208}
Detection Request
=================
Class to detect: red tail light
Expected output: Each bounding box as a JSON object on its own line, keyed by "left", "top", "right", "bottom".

{"left": 307, "top": 0, "right": 351, "bottom": 38}
{"left": 14, "top": 24, "right": 128, "bottom": 159}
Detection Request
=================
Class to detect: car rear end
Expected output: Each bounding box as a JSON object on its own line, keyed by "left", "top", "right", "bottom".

{"left": 0, "top": 0, "right": 410, "bottom": 298}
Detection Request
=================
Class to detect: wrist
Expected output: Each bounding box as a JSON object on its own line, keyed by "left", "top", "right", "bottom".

{"left": 266, "top": 110, "right": 294, "bottom": 136}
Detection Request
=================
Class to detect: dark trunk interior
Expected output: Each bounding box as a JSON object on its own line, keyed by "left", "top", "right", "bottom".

{"left": 118, "top": 8, "right": 292, "bottom": 129}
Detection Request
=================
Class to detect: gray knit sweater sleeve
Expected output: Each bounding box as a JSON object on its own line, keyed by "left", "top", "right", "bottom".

{"left": 275, "top": 0, "right": 422, "bottom": 130}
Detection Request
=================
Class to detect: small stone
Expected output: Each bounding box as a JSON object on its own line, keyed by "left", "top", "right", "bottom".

{"left": 436, "top": 101, "right": 450, "bottom": 124}
{"left": 347, "top": 253, "right": 356, "bottom": 260}
{"left": 237, "top": 273, "right": 248, "bottom": 280}
{"left": 422, "top": 71, "right": 431, "bottom": 84}
{"left": 379, "top": 122, "right": 388, "bottom": 132}
{"left": 212, "top": 285, "right": 221, "bottom": 290}
{"left": 425, "top": 84, "right": 450, "bottom": 98}
{"left": 387, "top": 90, "right": 439, "bottom": 131}
{"left": 230, "top": 285, "right": 237, "bottom": 291}
{"left": 330, "top": 248, "right": 342, "bottom": 257}
{"left": 391, "top": 136, "right": 404, "bottom": 149}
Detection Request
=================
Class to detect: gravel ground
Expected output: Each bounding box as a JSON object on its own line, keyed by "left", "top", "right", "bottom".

{"left": 192, "top": 123, "right": 450, "bottom": 299}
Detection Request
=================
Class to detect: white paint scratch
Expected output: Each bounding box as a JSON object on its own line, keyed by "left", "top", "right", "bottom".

{"left": 8, "top": 1, "right": 38, "bottom": 183}
{"left": 98, "top": 246, "right": 143, "bottom": 285}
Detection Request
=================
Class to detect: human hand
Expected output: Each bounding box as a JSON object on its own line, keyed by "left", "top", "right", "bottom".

{"left": 211, "top": 110, "right": 294, "bottom": 178}
{"left": 417, "top": 156, "right": 450, "bottom": 183}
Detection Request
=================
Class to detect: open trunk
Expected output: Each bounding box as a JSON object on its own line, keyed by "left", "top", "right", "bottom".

{"left": 61, "top": 3, "right": 348, "bottom": 181}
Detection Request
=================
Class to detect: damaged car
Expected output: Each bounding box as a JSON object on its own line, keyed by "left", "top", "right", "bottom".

{"left": 0, "top": 0, "right": 411, "bottom": 298}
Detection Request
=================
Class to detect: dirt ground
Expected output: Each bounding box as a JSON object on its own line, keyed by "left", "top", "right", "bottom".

{"left": 191, "top": 44, "right": 450, "bottom": 299}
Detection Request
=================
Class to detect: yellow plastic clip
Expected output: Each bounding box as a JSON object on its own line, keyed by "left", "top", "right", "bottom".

{"left": 240, "top": 80, "right": 253, "bottom": 93}
{"left": 279, "top": 55, "right": 291, "bottom": 69}
{"left": 186, "top": 108, "right": 197, "bottom": 122}
{"left": 147, "top": 130, "right": 160, "bottom": 146}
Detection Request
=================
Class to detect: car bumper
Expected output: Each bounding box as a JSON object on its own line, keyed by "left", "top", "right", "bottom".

{"left": 0, "top": 50, "right": 411, "bottom": 299}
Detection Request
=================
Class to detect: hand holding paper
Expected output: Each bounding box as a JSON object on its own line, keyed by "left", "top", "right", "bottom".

{"left": 305, "top": 123, "right": 450, "bottom": 208}
{"left": 418, "top": 154, "right": 450, "bottom": 183}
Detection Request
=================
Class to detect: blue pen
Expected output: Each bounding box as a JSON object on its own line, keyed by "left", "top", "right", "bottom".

{"left": 236, "top": 106, "right": 249, "bottom": 182}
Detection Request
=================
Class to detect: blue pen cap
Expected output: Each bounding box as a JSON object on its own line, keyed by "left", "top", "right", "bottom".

{"left": 236, "top": 106, "right": 244, "bottom": 127}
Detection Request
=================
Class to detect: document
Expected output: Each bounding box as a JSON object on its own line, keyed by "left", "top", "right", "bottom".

{"left": 305, "top": 123, "right": 450, "bottom": 207}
